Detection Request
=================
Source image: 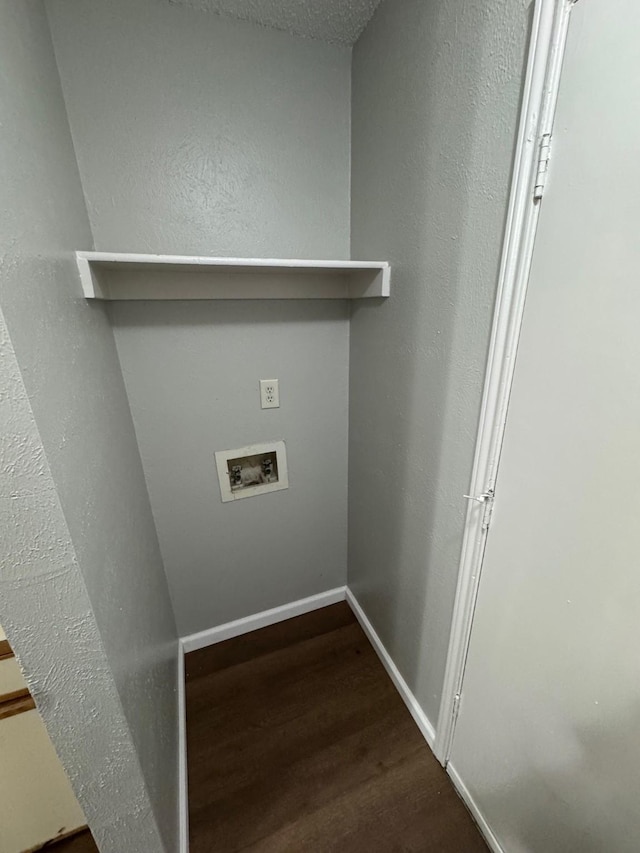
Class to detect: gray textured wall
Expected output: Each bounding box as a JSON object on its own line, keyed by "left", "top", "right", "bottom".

{"left": 46, "top": 0, "right": 352, "bottom": 635}
{"left": 0, "top": 3, "right": 178, "bottom": 849}
{"left": 349, "top": 0, "right": 529, "bottom": 724}
{"left": 45, "top": 0, "right": 351, "bottom": 260}
{"left": 109, "top": 300, "right": 349, "bottom": 634}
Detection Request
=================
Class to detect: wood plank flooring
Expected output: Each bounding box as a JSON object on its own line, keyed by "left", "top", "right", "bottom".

{"left": 46, "top": 829, "right": 97, "bottom": 852}
{"left": 186, "top": 602, "right": 487, "bottom": 852}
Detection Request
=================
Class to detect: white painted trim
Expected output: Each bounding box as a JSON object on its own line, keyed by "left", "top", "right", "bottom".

{"left": 180, "top": 587, "right": 347, "bottom": 653}
{"left": 177, "top": 643, "right": 189, "bottom": 853}
{"left": 345, "top": 588, "right": 436, "bottom": 749}
{"left": 447, "top": 763, "right": 505, "bottom": 853}
{"left": 76, "top": 251, "right": 390, "bottom": 272}
{"left": 74, "top": 252, "right": 390, "bottom": 300}
{"left": 434, "top": 0, "right": 575, "bottom": 765}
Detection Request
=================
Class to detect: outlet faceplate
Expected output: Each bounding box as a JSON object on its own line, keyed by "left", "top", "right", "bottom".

{"left": 260, "top": 379, "right": 279, "bottom": 409}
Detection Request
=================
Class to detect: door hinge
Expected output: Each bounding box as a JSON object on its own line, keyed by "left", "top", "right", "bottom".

{"left": 481, "top": 489, "right": 495, "bottom": 531}
{"left": 463, "top": 488, "right": 495, "bottom": 531}
{"left": 452, "top": 692, "right": 462, "bottom": 726}
{"left": 533, "top": 133, "right": 552, "bottom": 200}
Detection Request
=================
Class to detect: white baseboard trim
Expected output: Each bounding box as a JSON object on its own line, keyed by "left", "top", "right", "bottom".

{"left": 447, "top": 762, "right": 504, "bottom": 853}
{"left": 177, "top": 641, "right": 189, "bottom": 852}
{"left": 345, "top": 587, "right": 436, "bottom": 750}
{"left": 346, "top": 588, "right": 503, "bottom": 850}
{"left": 180, "top": 587, "right": 347, "bottom": 653}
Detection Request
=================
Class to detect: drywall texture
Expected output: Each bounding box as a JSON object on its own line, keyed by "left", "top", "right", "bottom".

{"left": 0, "top": 4, "right": 178, "bottom": 850}
{"left": 0, "top": 313, "right": 164, "bottom": 853}
{"left": 349, "top": 0, "right": 529, "bottom": 724}
{"left": 451, "top": 2, "right": 640, "bottom": 849}
{"left": 47, "top": 0, "right": 352, "bottom": 635}
{"left": 109, "top": 300, "right": 349, "bottom": 634}
{"left": 168, "top": 0, "right": 382, "bottom": 45}
{"left": 46, "top": 0, "right": 351, "bottom": 259}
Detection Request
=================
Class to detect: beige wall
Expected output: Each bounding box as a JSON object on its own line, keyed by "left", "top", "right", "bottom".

{"left": 0, "top": 648, "right": 86, "bottom": 852}
{"left": 0, "top": 710, "right": 86, "bottom": 852}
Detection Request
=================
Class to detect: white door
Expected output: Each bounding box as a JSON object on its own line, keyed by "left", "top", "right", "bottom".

{"left": 449, "top": 1, "right": 640, "bottom": 851}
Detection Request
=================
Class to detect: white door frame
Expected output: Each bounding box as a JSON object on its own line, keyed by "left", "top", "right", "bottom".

{"left": 434, "top": 0, "right": 577, "bottom": 765}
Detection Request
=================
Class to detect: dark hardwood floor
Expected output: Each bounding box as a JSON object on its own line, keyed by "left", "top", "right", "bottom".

{"left": 186, "top": 602, "right": 487, "bottom": 852}
{"left": 46, "top": 829, "right": 97, "bottom": 852}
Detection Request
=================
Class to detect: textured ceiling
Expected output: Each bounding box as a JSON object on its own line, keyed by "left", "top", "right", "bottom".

{"left": 168, "top": 0, "right": 383, "bottom": 45}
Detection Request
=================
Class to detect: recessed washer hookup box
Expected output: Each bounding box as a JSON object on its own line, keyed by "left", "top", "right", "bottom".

{"left": 215, "top": 440, "right": 289, "bottom": 502}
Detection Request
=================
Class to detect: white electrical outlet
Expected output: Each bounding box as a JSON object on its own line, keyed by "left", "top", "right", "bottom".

{"left": 260, "top": 379, "right": 279, "bottom": 409}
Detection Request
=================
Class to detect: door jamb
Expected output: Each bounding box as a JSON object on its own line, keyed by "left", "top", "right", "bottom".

{"left": 434, "top": 0, "right": 576, "bottom": 765}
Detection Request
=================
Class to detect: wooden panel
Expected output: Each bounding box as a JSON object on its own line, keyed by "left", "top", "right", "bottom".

{"left": 0, "top": 655, "right": 27, "bottom": 699}
{"left": 0, "top": 694, "right": 36, "bottom": 722}
{"left": 0, "top": 640, "right": 13, "bottom": 661}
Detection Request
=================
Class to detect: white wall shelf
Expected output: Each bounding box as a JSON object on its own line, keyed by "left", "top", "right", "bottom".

{"left": 75, "top": 252, "right": 390, "bottom": 301}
